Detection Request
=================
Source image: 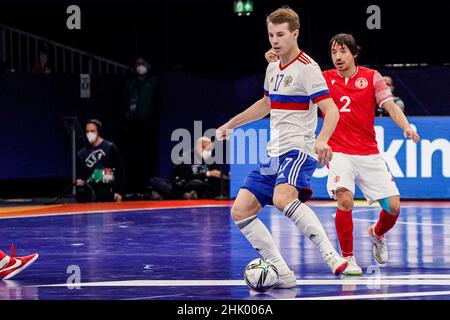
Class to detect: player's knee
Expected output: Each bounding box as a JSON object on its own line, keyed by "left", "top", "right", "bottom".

{"left": 389, "top": 197, "right": 400, "bottom": 215}
{"left": 338, "top": 197, "right": 354, "bottom": 211}
{"left": 336, "top": 189, "right": 354, "bottom": 211}
{"left": 230, "top": 205, "right": 241, "bottom": 221}
{"left": 231, "top": 204, "right": 251, "bottom": 222}
{"left": 273, "top": 185, "right": 298, "bottom": 211}
{"left": 272, "top": 194, "right": 293, "bottom": 212}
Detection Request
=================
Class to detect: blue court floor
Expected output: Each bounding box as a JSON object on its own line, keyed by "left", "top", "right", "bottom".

{"left": 1, "top": 202, "right": 450, "bottom": 300}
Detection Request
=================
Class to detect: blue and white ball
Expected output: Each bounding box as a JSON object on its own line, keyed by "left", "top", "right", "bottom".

{"left": 243, "top": 258, "right": 279, "bottom": 292}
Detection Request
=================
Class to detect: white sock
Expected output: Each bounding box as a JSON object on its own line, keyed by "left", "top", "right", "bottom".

{"left": 283, "top": 199, "right": 338, "bottom": 257}
{"left": 235, "top": 215, "right": 291, "bottom": 276}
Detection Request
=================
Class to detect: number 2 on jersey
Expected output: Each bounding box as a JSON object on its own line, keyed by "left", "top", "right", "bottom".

{"left": 340, "top": 96, "right": 351, "bottom": 112}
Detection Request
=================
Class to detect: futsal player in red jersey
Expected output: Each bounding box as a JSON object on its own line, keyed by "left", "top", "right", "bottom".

{"left": 265, "top": 33, "right": 420, "bottom": 274}
{"left": 321, "top": 34, "right": 419, "bottom": 274}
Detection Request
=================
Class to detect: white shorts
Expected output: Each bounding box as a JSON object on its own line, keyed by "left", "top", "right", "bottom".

{"left": 327, "top": 152, "right": 400, "bottom": 205}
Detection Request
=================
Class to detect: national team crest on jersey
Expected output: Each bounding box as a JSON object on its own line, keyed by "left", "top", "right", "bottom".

{"left": 355, "top": 77, "right": 368, "bottom": 89}
{"left": 283, "top": 75, "right": 293, "bottom": 87}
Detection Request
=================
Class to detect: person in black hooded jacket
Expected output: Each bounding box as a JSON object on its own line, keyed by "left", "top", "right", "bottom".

{"left": 149, "top": 137, "right": 229, "bottom": 200}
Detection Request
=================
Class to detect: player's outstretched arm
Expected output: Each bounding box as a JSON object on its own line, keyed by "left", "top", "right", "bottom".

{"left": 216, "top": 96, "right": 271, "bottom": 141}
{"left": 382, "top": 100, "right": 420, "bottom": 143}
{"left": 315, "top": 98, "right": 340, "bottom": 165}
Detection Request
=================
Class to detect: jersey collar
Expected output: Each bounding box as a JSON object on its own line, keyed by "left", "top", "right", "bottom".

{"left": 336, "top": 66, "right": 359, "bottom": 79}
{"left": 279, "top": 50, "right": 303, "bottom": 71}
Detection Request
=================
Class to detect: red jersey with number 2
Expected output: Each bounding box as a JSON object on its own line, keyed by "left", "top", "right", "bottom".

{"left": 322, "top": 66, "right": 393, "bottom": 155}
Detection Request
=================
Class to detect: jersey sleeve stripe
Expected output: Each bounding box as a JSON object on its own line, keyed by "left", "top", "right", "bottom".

{"left": 300, "top": 54, "right": 311, "bottom": 64}
{"left": 298, "top": 56, "right": 310, "bottom": 65}
{"left": 264, "top": 89, "right": 269, "bottom": 96}
{"left": 378, "top": 96, "right": 394, "bottom": 107}
{"left": 310, "top": 89, "right": 331, "bottom": 103}
{"left": 270, "top": 94, "right": 310, "bottom": 103}
{"left": 310, "top": 89, "right": 330, "bottom": 100}
{"left": 311, "top": 93, "right": 331, "bottom": 104}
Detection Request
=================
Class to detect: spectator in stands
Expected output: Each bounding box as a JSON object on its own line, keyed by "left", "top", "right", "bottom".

{"left": 123, "top": 57, "right": 159, "bottom": 193}
{"left": 76, "top": 119, "right": 126, "bottom": 202}
{"left": 32, "top": 51, "right": 51, "bottom": 74}
{"left": 376, "top": 76, "right": 406, "bottom": 117}
{"left": 149, "top": 137, "right": 229, "bottom": 200}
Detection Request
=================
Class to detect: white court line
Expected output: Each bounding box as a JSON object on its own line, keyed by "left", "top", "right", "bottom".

{"left": 379, "top": 274, "right": 450, "bottom": 279}
{"left": 121, "top": 294, "right": 185, "bottom": 300}
{"left": 351, "top": 217, "right": 450, "bottom": 227}
{"left": 331, "top": 207, "right": 419, "bottom": 215}
{"left": 331, "top": 208, "right": 380, "bottom": 218}
{"left": 351, "top": 208, "right": 381, "bottom": 213}
{"left": 331, "top": 208, "right": 450, "bottom": 227}
{"left": 318, "top": 204, "right": 450, "bottom": 209}
{"left": 288, "top": 290, "right": 450, "bottom": 300}
{"left": 332, "top": 207, "right": 450, "bottom": 215}
{"left": 32, "top": 278, "right": 450, "bottom": 288}
{"left": 35, "top": 280, "right": 244, "bottom": 287}
{"left": 0, "top": 204, "right": 232, "bottom": 220}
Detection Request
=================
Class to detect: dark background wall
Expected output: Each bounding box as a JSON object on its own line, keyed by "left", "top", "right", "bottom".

{"left": 1, "top": 0, "right": 449, "bottom": 71}
{"left": 0, "top": 74, "right": 128, "bottom": 196}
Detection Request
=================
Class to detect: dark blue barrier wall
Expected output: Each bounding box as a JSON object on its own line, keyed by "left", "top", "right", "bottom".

{"left": 0, "top": 74, "right": 127, "bottom": 180}
{"left": 157, "top": 71, "right": 263, "bottom": 178}
{"left": 379, "top": 67, "right": 450, "bottom": 116}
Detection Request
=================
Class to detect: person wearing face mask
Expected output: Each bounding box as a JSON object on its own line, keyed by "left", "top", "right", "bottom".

{"left": 376, "top": 76, "right": 406, "bottom": 117}
{"left": 76, "top": 119, "right": 126, "bottom": 202}
{"left": 149, "top": 137, "right": 229, "bottom": 200}
{"left": 123, "top": 57, "right": 159, "bottom": 194}
{"left": 176, "top": 137, "right": 225, "bottom": 199}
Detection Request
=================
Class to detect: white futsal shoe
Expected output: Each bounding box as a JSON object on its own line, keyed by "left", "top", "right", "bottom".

{"left": 368, "top": 224, "right": 388, "bottom": 265}
{"left": 342, "top": 256, "right": 363, "bottom": 276}
{"left": 273, "top": 270, "right": 297, "bottom": 289}
{"left": 323, "top": 252, "right": 348, "bottom": 275}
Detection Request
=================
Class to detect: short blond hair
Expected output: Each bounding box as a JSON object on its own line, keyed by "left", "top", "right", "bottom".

{"left": 266, "top": 6, "right": 300, "bottom": 32}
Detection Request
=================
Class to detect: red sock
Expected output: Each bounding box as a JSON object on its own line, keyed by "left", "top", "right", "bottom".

{"left": 335, "top": 208, "right": 353, "bottom": 257}
{"left": 374, "top": 209, "right": 399, "bottom": 237}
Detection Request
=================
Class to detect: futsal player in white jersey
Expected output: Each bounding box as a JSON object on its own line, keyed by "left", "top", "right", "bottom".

{"left": 216, "top": 7, "right": 348, "bottom": 288}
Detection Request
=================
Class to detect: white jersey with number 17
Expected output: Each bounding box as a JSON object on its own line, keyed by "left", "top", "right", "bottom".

{"left": 263, "top": 51, "right": 331, "bottom": 159}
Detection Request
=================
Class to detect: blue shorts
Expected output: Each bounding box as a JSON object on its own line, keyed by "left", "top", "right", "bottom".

{"left": 240, "top": 149, "right": 317, "bottom": 207}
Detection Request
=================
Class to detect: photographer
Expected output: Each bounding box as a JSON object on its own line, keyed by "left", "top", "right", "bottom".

{"left": 150, "top": 137, "right": 229, "bottom": 200}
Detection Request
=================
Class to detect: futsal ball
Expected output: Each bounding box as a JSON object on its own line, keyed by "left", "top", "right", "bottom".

{"left": 243, "top": 258, "right": 279, "bottom": 292}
